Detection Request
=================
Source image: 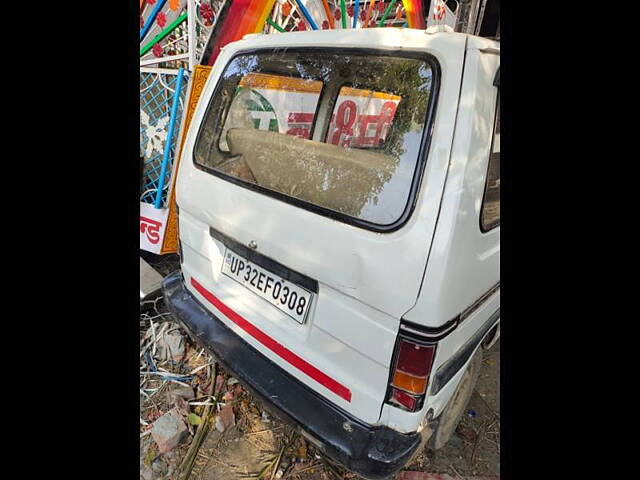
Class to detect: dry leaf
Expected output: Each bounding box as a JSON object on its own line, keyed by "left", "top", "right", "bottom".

{"left": 298, "top": 445, "right": 308, "bottom": 460}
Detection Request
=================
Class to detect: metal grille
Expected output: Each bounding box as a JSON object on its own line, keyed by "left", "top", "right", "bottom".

{"left": 194, "top": 0, "right": 224, "bottom": 62}
{"left": 140, "top": 72, "right": 187, "bottom": 207}
{"left": 261, "top": 0, "right": 410, "bottom": 33}
{"left": 149, "top": 20, "right": 190, "bottom": 70}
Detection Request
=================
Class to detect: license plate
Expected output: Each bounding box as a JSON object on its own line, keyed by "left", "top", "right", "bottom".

{"left": 221, "top": 248, "right": 313, "bottom": 324}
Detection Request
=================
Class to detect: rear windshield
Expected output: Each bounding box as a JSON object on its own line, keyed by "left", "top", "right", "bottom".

{"left": 194, "top": 50, "right": 436, "bottom": 227}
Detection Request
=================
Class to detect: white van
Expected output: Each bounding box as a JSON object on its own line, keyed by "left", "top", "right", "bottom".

{"left": 164, "top": 27, "right": 500, "bottom": 479}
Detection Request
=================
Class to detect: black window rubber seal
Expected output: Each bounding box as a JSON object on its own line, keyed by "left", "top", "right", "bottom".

{"left": 192, "top": 46, "right": 442, "bottom": 234}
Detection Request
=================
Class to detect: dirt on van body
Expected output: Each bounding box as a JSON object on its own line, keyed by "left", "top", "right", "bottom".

{"left": 140, "top": 293, "right": 500, "bottom": 480}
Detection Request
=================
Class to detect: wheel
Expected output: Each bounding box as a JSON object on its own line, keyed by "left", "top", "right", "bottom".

{"left": 428, "top": 347, "right": 483, "bottom": 450}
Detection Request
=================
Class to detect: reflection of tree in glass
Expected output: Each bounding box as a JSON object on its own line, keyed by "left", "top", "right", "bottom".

{"left": 303, "top": 55, "right": 432, "bottom": 216}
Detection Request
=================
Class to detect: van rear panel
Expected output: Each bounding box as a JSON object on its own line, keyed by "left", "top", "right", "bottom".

{"left": 179, "top": 209, "right": 398, "bottom": 423}
{"left": 176, "top": 30, "right": 468, "bottom": 424}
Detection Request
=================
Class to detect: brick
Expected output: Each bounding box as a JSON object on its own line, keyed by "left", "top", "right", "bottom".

{"left": 151, "top": 410, "right": 188, "bottom": 453}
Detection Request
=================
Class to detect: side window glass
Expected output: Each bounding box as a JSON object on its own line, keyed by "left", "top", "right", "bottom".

{"left": 481, "top": 93, "right": 500, "bottom": 231}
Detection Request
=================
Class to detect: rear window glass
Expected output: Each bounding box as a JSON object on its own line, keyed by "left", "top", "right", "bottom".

{"left": 481, "top": 95, "right": 500, "bottom": 231}
{"left": 194, "top": 50, "right": 435, "bottom": 227}
{"left": 219, "top": 73, "right": 323, "bottom": 151}
{"left": 326, "top": 86, "right": 401, "bottom": 148}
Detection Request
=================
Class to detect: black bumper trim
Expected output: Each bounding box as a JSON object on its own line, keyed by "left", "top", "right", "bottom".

{"left": 162, "top": 272, "right": 421, "bottom": 480}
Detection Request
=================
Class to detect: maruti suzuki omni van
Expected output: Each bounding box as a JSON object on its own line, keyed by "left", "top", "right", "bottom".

{"left": 163, "top": 28, "right": 500, "bottom": 479}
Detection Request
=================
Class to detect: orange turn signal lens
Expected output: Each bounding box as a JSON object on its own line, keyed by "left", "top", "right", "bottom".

{"left": 392, "top": 371, "right": 428, "bottom": 394}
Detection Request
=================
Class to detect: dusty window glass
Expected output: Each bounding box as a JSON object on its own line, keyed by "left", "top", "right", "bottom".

{"left": 218, "top": 73, "right": 323, "bottom": 151}
{"left": 481, "top": 95, "right": 500, "bottom": 231}
{"left": 194, "top": 51, "right": 435, "bottom": 226}
{"left": 326, "top": 87, "right": 401, "bottom": 148}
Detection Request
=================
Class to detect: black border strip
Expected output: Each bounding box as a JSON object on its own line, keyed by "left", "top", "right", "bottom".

{"left": 399, "top": 317, "right": 458, "bottom": 343}
{"left": 430, "top": 309, "right": 500, "bottom": 396}
{"left": 192, "top": 46, "right": 442, "bottom": 234}
{"left": 399, "top": 282, "right": 500, "bottom": 343}
{"left": 209, "top": 226, "right": 318, "bottom": 293}
{"left": 459, "top": 282, "right": 500, "bottom": 322}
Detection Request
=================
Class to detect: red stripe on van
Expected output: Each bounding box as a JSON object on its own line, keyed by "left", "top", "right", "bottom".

{"left": 190, "top": 277, "right": 352, "bottom": 403}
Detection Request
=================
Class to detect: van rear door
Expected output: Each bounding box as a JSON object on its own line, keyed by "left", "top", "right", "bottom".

{"left": 176, "top": 30, "right": 467, "bottom": 424}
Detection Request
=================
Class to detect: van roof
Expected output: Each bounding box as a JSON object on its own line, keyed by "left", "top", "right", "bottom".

{"left": 239, "top": 28, "right": 499, "bottom": 53}
{"left": 465, "top": 33, "right": 500, "bottom": 52}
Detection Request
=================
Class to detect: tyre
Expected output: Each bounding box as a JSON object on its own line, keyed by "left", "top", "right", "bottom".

{"left": 428, "top": 347, "right": 484, "bottom": 450}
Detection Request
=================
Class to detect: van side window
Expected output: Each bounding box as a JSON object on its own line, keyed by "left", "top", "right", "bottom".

{"left": 481, "top": 94, "right": 500, "bottom": 231}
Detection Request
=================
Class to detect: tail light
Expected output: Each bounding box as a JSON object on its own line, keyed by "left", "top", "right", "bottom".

{"left": 387, "top": 337, "right": 436, "bottom": 412}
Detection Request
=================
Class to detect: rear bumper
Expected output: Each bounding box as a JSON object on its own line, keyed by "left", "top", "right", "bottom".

{"left": 162, "top": 271, "right": 421, "bottom": 479}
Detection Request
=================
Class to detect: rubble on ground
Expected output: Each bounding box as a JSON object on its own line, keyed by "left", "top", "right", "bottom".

{"left": 214, "top": 403, "right": 236, "bottom": 433}
{"left": 152, "top": 409, "right": 189, "bottom": 453}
